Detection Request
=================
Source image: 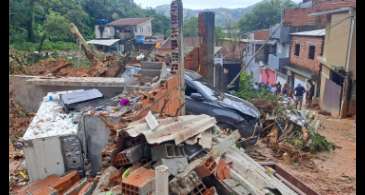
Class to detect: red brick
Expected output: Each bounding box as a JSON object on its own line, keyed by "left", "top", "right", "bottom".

{"left": 253, "top": 29, "right": 269, "bottom": 40}
{"left": 289, "top": 35, "right": 324, "bottom": 74}
{"left": 121, "top": 167, "right": 155, "bottom": 195}
{"left": 50, "top": 170, "right": 81, "bottom": 194}
{"left": 283, "top": 0, "right": 356, "bottom": 27}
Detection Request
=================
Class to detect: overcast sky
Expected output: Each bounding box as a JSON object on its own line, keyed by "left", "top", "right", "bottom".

{"left": 133, "top": 0, "right": 302, "bottom": 9}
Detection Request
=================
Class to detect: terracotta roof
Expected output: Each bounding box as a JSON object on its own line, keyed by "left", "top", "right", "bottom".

{"left": 108, "top": 17, "right": 150, "bottom": 26}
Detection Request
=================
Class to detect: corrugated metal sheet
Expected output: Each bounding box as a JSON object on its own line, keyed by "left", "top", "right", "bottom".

{"left": 87, "top": 39, "right": 120, "bottom": 46}
{"left": 290, "top": 29, "right": 325, "bottom": 37}
{"left": 120, "top": 114, "right": 216, "bottom": 145}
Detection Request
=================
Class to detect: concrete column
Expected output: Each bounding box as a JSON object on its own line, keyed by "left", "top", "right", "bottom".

{"left": 155, "top": 165, "right": 169, "bottom": 195}
{"left": 198, "top": 12, "right": 215, "bottom": 86}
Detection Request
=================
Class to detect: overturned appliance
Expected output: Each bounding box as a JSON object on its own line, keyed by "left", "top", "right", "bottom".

{"left": 21, "top": 90, "right": 85, "bottom": 181}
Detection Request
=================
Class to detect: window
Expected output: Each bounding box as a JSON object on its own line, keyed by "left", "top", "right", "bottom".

{"left": 294, "top": 44, "right": 300, "bottom": 56}
{"left": 308, "top": 45, "right": 316, "bottom": 59}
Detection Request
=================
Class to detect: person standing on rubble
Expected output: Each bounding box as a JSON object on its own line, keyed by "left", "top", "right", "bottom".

{"left": 281, "top": 82, "right": 289, "bottom": 96}
{"left": 275, "top": 82, "right": 281, "bottom": 96}
{"left": 270, "top": 84, "right": 277, "bottom": 94}
{"left": 294, "top": 83, "right": 305, "bottom": 110}
{"left": 253, "top": 82, "right": 260, "bottom": 91}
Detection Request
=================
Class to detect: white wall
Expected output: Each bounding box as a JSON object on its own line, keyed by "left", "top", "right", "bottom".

{"left": 277, "top": 43, "right": 290, "bottom": 58}
{"left": 135, "top": 20, "right": 152, "bottom": 37}
{"left": 277, "top": 74, "right": 287, "bottom": 85}
{"left": 95, "top": 25, "right": 115, "bottom": 39}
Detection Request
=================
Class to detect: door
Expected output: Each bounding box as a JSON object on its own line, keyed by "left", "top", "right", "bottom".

{"left": 322, "top": 78, "right": 342, "bottom": 116}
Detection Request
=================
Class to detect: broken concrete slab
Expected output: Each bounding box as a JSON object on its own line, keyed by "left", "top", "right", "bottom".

{"left": 10, "top": 75, "right": 127, "bottom": 113}
{"left": 92, "top": 166, "right": 119, "bottom": 195}
{"left": 161, "top": 157, "right": 188, "bottom": 176}
{"left": 169, "top": 170, "right": 207, "bottom": 195}
{"left": 221, "top": 146, "right": 298, "bottom": 195}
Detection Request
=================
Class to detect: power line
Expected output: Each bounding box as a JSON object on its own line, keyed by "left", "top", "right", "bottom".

{"left": 227, "top": 24, "right": 281, "bottom": 88}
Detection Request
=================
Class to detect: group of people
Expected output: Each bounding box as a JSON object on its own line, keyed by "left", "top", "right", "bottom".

{"left": 255, "top": 80, "right": 315, "bottom": 110}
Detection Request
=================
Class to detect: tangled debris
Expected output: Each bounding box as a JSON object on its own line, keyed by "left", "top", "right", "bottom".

{"left": 257, "top": 97, "right": 335, "bottom": 164}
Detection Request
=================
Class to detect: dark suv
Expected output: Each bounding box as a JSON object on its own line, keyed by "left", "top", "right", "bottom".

{"left": 184, "top": 70, "right": 260, "bottom": 138}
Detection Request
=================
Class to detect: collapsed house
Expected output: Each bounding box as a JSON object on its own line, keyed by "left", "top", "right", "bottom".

{"left": 13, "top": 59, "right": 320, "bottom": 194}
{"left": 10, "top": 0, "right": 331, "bottom": 194}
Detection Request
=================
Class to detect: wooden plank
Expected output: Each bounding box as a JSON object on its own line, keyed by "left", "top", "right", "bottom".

{"left": 224, "top": 146, "right": 298, "bottom": 195}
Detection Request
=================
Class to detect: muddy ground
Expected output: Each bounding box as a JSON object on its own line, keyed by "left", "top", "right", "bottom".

{"left": 247, "top": 112, "right": 356, "bottom": 195}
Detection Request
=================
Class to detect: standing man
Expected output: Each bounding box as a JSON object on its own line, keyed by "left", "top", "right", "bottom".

{"left": 306, "top": 80, "right": 315, "bottom": 108}
{"left": 282, "top": 82, "right": 289, "bottom": 96}
{"left": 271, "top": 84, "right": 277, "bottom": 94}
{"left": 275, "top": 82, "right": 282, "bottom": 96}
{"left": 294, "top": 83, "right": 305, "bottom": 110}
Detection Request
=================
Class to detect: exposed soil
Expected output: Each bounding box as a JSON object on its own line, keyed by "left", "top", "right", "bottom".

{"left": 247, "top": 112, "right": 356, "bottom": 195}
{"left": 9, "top": 90, "right": 34, "bottom": 192}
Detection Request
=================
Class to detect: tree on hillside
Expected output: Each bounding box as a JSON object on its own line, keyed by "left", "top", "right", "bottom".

{"left": 238, "top": 0, "right": 296, "bottom": 33}
{"left": 215, "top": 26, "right": 225, "bottom": 40}
{"left": 183, "top": 17, "right": 198, "bottom": 37}
{"left": 143, "top": 9, "right": 170, "bottom": 37}
{"left": 10, "top": 0, "right": 171, "bottom": 49}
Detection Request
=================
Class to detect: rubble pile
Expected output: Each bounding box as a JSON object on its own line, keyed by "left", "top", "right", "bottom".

{"left": 257, "top": 97, "right": 335, "bottom": 163}
{"left": 13, "top": 82, "right": 320, "bottom": 195}
{"left": 9, "top": 48, "right": 28, "bottom": 74}
{"left": 18, "top": 56, "right": 125, "bottom": 77}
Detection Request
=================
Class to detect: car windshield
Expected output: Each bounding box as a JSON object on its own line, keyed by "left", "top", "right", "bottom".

{"left": 193, "top": 79, "right": 222, "bottom": 100}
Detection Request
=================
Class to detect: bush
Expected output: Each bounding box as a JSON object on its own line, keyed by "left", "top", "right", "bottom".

{"left": 235, "top": 72, "right": 278, "bottom": 102}
{"left": 42, "top": 41, "right": 78, "bottom": 51}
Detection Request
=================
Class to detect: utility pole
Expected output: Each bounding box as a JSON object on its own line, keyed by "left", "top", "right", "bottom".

{"left": 198, "top": 12, "right": 215, "bottom": 87}
{"left": 170, "top": 0, "right": 185, "bottom": 115}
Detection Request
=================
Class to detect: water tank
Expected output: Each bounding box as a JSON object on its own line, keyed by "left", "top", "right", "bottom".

{"left": 96, "top": 19, "right": 110, "bottom": 25}
{"left": 135, "top": 35, "right": 145, "bottom": 44}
